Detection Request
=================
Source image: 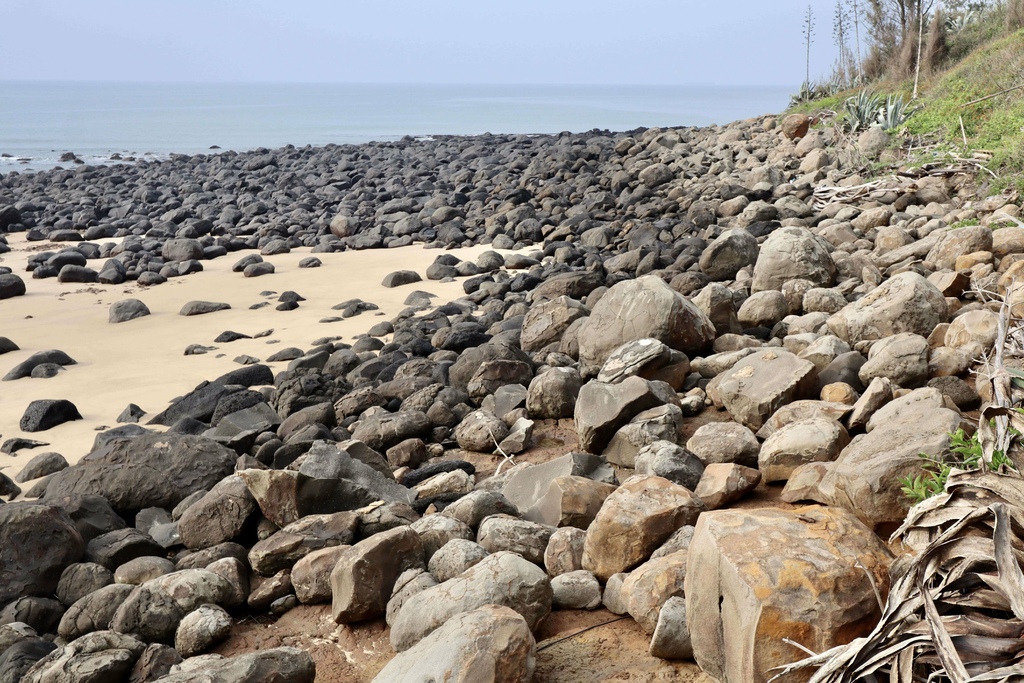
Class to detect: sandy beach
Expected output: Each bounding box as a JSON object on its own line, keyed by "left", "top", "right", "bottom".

{"left": 0, "top": 235, "right": 516, "bottom": 482}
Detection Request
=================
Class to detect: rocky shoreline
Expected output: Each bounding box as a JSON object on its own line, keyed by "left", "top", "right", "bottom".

{"left": 0, "top": 113, "right": 1022, "bottom": 682}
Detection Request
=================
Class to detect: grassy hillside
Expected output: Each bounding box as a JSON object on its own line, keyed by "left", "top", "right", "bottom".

{"left": 906, "top": 29, "right": 1024, "bottom": 191}
{"left": 789, "top": 29, "right": 1024, "bottom": 194}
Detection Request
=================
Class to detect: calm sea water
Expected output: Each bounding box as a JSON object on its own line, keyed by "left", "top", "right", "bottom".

{"left": 0, "top": 82, "right": 792, "bottom": 172}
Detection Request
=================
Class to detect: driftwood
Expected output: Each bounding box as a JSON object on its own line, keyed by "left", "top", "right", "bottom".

{"left": 769, "top": 290, "right": 1024, "bottom": 682}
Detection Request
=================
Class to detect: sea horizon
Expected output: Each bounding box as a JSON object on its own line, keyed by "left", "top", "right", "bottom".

{"left": 0, "top": 81, "right": 794, "bottom": 172}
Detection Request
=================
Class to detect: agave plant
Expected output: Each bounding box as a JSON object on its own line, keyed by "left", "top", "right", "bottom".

{"left": 945, "top": 9, "right": 977, "bottom": 34}
{"left": 844, "top": 90, "right": 883, "bottom": 133}
{"left": 877, "top": 94, "right": 918, "bottom": 131}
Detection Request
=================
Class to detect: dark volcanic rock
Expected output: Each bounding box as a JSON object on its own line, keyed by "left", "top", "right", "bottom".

{"left": 108, "top": 298, "right": 151, "bottom": 324}
{"left": 3, "top": 349, "right": 77, "bottom": 381}
{"left": 19, "top": 399, "right": 83, "bottom": 432}
{"left": 0, "top": 502, "right": 85, "bottom": 605}
{"left": 43, "top": 433, "right": 236, "bottom": 516}
{"left": 0, "top": 274, "right": 26, "bottom": 299}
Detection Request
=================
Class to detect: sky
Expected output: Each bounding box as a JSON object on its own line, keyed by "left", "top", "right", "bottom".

{"left": 1, "top": 0, "right": 848, "bottom": 87}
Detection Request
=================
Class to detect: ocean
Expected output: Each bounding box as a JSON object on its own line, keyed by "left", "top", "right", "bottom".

{"left": 0, "top": 82, "right": 793, "bottom": 172}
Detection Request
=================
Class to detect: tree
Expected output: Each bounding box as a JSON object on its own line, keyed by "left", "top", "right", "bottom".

{"left": 850, "top": 0, "right": 864, "bottom": 81}
{"left": 834, "top": 0, "right": 853, "bottom": 85}
{"left": 803, "top": 4, "right": 816, "bottom": 87}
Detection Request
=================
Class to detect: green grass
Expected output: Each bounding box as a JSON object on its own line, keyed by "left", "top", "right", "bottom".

{"left": 904, "top": 30, "right": 1024, "bottom": 188}
{"left": 788, "top": 29, "right": 1024, "bottom": 194}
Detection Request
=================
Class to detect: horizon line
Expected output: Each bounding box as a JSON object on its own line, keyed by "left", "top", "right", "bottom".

{"left": 0, "top": 79, "right": 799, "bottom": 89}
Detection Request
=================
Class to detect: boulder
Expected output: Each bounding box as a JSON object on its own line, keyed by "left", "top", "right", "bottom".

{"left": 146, "top": 647, "right": 314, "bottom": 683}
{"left": 685, "top": 506, "right": 892, "bottom": 683}
{"left": 737, "top": 291, "right": 788, "bottom": 328}
{"left": 177, "top": 475, "right": 257, "bottom": 550}
{"left": 0, "top": 503, "right": 85, "bottom": 605}
{"left": 477, "top": 515, "right": 553, "bottom": 565}
{"left": 381, "top": 270, "right": 422, "bottom": 288}
{"left": 526, "top": 367, "right": 582, "bottom": 419}
{"left": 574, "top": 376, "right": 668, "bottom": 453}
{"left": 520, "top": 296, "right": 588, "bottom": 352}
{"left": 757, "top": 417, "right": 849, "bottom": 483}
{"left": 0, "top": 273, "right": 26, "bottom": 300}
{"left": 544, "top": 527, "right": 587, "bottom": 577}
{"left": 858, "top": 332, "right": 930, "bottom": 387}
{"left": 331, "top": 526, "right": 424, "bottom": 623}
{"left": 603, "top": 404, "right": 684, "bottom": 468}
{"left": 634, "top": 440, "right": 705, "bottom": 491}
{"left": 427, "top": 539, "right": 490, "bottom": 583}
{"left": 389, "top": 552, "right": 552, "bottom": 652}
{"left": 711, "top": 350, "right": 817, "bottom": 430}
{"left": 109, "top": 569, "right": 235, "bottom": 642}
{"left": 582, "top": 476, "right": 705, "bottom": 581}
{"left": 3, "top": 349, "right": 76, "bottom": 382}
{"left": 292, "top": 545, "right": 348, "bottom": 605}
{"left": 249, "top": 512, "right": 359, "bottom": 576}
{"left": 371, "top": 606, "right": 535, "bottom": 683}
{"left": 43, "top": 433, "right": 236, "bottom": 516}
{"left": 699, "top": 229, "right": 759, "bottom": 281}
{"left": 20, "top": 631, "right": 145, "bottom": 683}
{"left": 500, "top": 452, "right": 614, "bottom": 526}
{"left": 174, "top": 604, "right": 232, "bottom": 657}
{"left": 19, "top": 399, "right": 82, "bottom": 432}
{"left": 577, "top": 276, "right": 715, "bottom": 376}
{"left": 925, "top": 225, "right": 993, "bottom": 270}
{"left": 750, "top": 227, "right": 836, "bottom": 293}
{"left": 454, "top": 410, "right": 508, "bottom": 453}
{"left": 819, "top": 388, "right": 961, "bottom": 528}
{"left": 827, "top": 272, "right": 947, "bottom": 345}
{"left": 694, "top": 463, "right": 762, "bottom": 509}
{"left": 686, "top": 422, "right": 759, "bottom": 468}
{"left": 108, "top": 299, "right": 151, "bottom": 324}
{"left": 944, "top": 308, "right": 999, "bottom": 360}
{"left": 597, "top": 338, "right": 690, "bottom": 389}
{"left": 621, "top": 550, "right": 689, "bottom": 634}
{"left": 649, "top": 595, "right": 692, "bottom": 660}
{"left": 551, "top": 570, "right": 602, "bottom": 610}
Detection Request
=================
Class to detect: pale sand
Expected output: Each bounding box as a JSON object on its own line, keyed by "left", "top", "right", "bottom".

{"left": 0, "top": 235, "right": 518, "bottom": 484}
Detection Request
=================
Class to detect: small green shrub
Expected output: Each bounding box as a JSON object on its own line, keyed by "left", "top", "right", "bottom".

{"left": 900, "top": 428, "right": 1017, "bottom": 504}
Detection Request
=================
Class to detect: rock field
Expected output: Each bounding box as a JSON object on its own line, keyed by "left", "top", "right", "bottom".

{"left": 0, "top": 112, "right": 1022, "bottom": 682}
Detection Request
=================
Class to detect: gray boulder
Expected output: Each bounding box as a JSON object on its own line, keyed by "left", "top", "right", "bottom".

{"left": 108, "top": 299, "right": 151, "bottom": 324}
{"left": 109, "top": 569, "right": 235, "bottom": 642}
{"left": 389, "top": 551, "right": 552, "bottom": 652}
{"left": 0, "top": 503, "right": 84, "bottom": 605}
{"left": 751, "top": 226, "right": 836, "bottom": 293}
{"left": 577, "top": 276, "right": 715, "bottom": 376}
{"left": 148, "top": 647, "right": 314, "bottom": 683}
{"left": 43, "top": 433, "right": 236, "bottom": 516}
{"left": 634, "top": 440, "right": 705, "bottom": 490}
{"left": 371, "top": 606, "right": 535, "bottom": 683}
{"left": 331, "top": 526, "right": 424, "bottom": 623}
{"left": 711, "top": 350, "right": 817, "bottom": 431}
{"left": 699, "top": 229, "right": 759, "bottom": 281}
{"left": 827, "top": 272, "right": 947, "bottom": 345}
{"left": 174, "top": 604, "right": 233, "bottom": 657}
{"left": 19, "top": 400, "right": 82, "bottom": 432}
{"left": 21, "top": 631, "right": 145, "bottom": 683}
{"left": 574, "top": 376, "right": 669, "bottom": 453}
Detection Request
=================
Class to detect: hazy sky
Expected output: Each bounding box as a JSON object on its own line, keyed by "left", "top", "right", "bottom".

{"left": 2, "top": 1, "right": 846, "bottom": 86}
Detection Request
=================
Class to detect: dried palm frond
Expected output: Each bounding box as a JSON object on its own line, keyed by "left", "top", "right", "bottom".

{"left": 769, "top": 288, "right": 1024, "bottom": 683}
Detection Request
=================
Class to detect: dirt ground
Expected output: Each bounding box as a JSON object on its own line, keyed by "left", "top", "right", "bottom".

{"left": 216, "top": 605, "right": 712, "bottom": 683}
